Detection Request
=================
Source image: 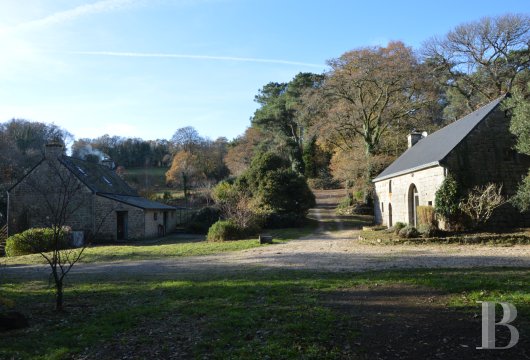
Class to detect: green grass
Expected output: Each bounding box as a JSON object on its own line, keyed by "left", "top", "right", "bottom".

{"left": 1, "top": 268, "right": 529, "bottom": 359}
{"left": 122, "top": 167, "right": 168, "bottom": 188}
{"left": 2, "top": 226, "right": 316, "bottom": 266}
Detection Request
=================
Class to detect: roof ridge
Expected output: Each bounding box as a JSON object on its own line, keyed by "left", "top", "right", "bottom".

{"left": 373, "top": 95, "right": 506, "bottom": 182}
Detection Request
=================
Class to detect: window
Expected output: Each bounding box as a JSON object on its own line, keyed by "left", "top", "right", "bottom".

{"left": 428, "top": 201, "right": 433, "bottom": 206}
{"left": 381, "top": 202, "right": 384, "bottom": 212}
{"left": 102, "top": 176, "right": 113, "bottom": 186}
{"left": 389, "top": 180, "right": 392, "bottom": 193}
{"left": 154, "top": 212, "right": 158, "bottom": 221}
{"left": 76, "top": 166, "right": 87, "bottom": 176}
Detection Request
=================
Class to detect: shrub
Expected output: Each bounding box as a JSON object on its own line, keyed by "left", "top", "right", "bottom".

{"left": 398, "top": 226, "right": 419, "bottom": 239}
{"left": 459, "top": 183, "right": 506, "bottom": 229}
{"left": 187, "top": 206, "right": 221, "bottom": 234}
{"left": 434, "top": 174, "right": 461, "bottom": 220}
{"left": 337, "top": 194, "right": 353, "bottom": 209}
{"left": 207, "top": 220, "right": 246, "bottom": 242}
{"left": 418, "top": 224, "right": 438, "bottom": 238}
{"left": 5, "top": 228, "right": 69, "bottom": 257}
{"left": 393, "top": 222, "right": 407, "bottom": 234}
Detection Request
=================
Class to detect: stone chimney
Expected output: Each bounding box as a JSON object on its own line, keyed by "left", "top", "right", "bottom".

{"left": 101, "top": 159, "right": 116, "bottom": 170}
{"left": 407, "top": 131, "right": 428, "bottom": 148}
{"left": 44, "top": 143, "right": 64, "bottom": 159}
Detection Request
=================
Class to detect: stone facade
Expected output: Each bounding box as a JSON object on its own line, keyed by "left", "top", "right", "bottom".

{"left": 8, "top": 157, "right": 95, "bottom": 235}
{"left": 374, "top": 166, "right": 446, "bottom": 227}
{"left": 444, "top": 109, "right": 530, "bottom": 228}
{"left": 8, "top": 147, "right": 177, "bottom": 240}
{"left": 144, "top": 209, "right": 178, "bottom": 238}
{"left": 374, "top": 106, "right": 530, "bottom": 229}
{"left": 94, "top": 196, "right": 145, "bottom": 241}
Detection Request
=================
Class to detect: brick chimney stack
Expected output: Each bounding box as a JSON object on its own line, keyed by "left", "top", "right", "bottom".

{"left": 44, "top": 143, "right": 64, "bottom": 160}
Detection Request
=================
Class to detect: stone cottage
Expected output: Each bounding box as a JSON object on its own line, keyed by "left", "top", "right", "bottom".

{"left": 7, "top": 144, "right": 177, "bottom": 241}
{"left": 373, "top": 95, "right": 530, "bottom": 228}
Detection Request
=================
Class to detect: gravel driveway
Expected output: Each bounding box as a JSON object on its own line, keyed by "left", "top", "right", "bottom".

{"left": 5, "top": 190, "right": 530, "bottom": 278}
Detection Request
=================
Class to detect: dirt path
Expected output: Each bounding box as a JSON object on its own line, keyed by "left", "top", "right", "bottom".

{"left": 4, "top": 190, "right": 530, "bottom": 278}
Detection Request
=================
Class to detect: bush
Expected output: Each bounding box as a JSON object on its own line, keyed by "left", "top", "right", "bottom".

{"left": 398, "top": 226, "right": 419, "bottom": 239}
{"left": 337, "top": 194, "right": 353, "bottom": 209}
{"left": 434, "top": 174, "right": 461, "bottom": 220}
{"left": 459, "top": 183, "right": 506, "bottom": 229}
{"left": 207, "top": 220, "right": 246, "bottom": 242}
{"left": 187, "top": 206, "right": 221, "bottom": 234}
{"left": 418, "top": 224, "right": 438, "bottom": 238}
{"left": 393, "top": 222, "right": 407, "bottom": 234}
{"left": 5, "top": 228, "right": 69, "bottom": 257}
{"left": 264, "top": 213, "right": 307, "bottom": 228}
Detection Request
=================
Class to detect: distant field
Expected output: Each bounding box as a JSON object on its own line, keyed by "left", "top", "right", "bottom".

{"left": 122, "top": 167, "right": 168, "bottom": 188}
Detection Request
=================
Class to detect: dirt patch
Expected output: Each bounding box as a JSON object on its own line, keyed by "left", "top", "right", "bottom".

{"left": 323, "top": 284, "right": 530, "bottom": 359}
{"left": 73, "top": 314, "right": 202, "bottom": 360}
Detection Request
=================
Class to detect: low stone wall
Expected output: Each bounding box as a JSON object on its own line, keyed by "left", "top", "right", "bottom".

{"left": 358, "top": 232, "right": 530, "bottom": 246}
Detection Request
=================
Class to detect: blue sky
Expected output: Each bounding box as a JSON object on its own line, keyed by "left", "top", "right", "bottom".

{"left": 0, "top": 1, "right": 528, "bottom": 142}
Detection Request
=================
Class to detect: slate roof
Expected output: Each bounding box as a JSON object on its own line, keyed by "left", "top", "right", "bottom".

{"left": 60, "top": 157, "right": 175, "bottom": 211}
{"left": 99, "top": 194, "right": 177, "bottom": 210}
{"left": 60, "top": 156, "right": 138, "bottom": 196}
{"left": 373, "top": 95, "right": 506, "bottom": 182}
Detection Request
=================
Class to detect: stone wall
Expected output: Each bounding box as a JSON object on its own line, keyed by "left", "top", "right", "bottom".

{"left": 8, "top": 158, "right": 94, "bottom": 236}
{"left": 94, "top": 196, "right": 145, "bottom": 241}
{"left": 374, "top": 107, "right": 530, "bottom": 229}
{"left": 144, "top": 209, "right": 178, "bottom": 238}
{"left": 374, "top": 166, "right": 445, "bottom": 227}
{"left": 444, "top": 108, "right": 530, "bottom": 228}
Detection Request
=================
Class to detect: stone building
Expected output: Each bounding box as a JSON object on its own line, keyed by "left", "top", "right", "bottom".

{"left": 7, "top": 144, "right": 177, "bottom": 241}
{"left": 373, "top": 95, "right": 530, "bottom": 229}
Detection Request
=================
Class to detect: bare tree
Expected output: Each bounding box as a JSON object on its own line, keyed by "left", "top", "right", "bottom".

{"left": 20, "top": 158, "right": 112, "bottom": 311}
{"left": 459, "top": 183, "right": 507, "bottom": 229}
{"left": 423, "top": 14, "right": 530, "bottom": 118}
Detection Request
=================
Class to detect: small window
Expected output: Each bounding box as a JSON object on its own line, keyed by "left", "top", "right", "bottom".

{"left": 381, "top": 202, "right": 384, "bottom": 212}
{"left": 389, "top": 180, "right": 392, "bottom": 193}
{"left": 428, "top": 201, "right": 433, "bottom": 206}
{"left": 102, "top": 176, "right": 112, "bottom": 186}
{"left": 154, "top": 212, "right": 158, "bottom": 220}
{"left": 76, "top": 166, "right": 87, "bottom": 176}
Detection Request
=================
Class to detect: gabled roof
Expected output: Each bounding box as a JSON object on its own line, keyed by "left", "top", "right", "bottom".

{"left": 373, "top": 95, "right": 506, "bottom": 182}
{"left": 61, "top": 157, "right": 176, "bottom": 210}
{"left": 60, "top": 156, "right": 138, "bottom": 196}
{"left": 98, "top": 194, "right": 176, "bottom": 210}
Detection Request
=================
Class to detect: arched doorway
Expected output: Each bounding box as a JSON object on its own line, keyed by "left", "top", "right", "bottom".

{"left": 388, "top": 203, "right": 393, "bottom": 227}
{"left": 408, "top": 184, "right": 419, "bottom": 227}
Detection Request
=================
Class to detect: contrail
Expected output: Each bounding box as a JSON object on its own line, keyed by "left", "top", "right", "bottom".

{"left": 63, "top": 50, "right": 325, "bottom": 69}
{"left": 5, "top": 0, "right": 138, "bottom": 34}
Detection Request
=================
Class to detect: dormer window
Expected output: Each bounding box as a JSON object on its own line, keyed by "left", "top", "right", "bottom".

{"left": 102, "top": 176, "right": 112, "bottom": 186}
{"left": 76, "top": 166, "right": 87, "bottom": 176}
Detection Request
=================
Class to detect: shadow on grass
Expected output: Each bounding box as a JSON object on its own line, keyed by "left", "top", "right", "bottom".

{"left": 1, "top": 268, "right": 529, "bottom": 359}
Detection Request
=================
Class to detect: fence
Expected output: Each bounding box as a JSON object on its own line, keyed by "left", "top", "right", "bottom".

{"left": 0, "top": 225, "right": 7, "bottom": 256}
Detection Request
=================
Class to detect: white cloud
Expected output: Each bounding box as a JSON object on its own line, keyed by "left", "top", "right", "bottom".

{"left": 1, "top": 0, "right": 139, "bottom": 35}
{"left": 61, "top": 50, "right": 325, "bottom": 69}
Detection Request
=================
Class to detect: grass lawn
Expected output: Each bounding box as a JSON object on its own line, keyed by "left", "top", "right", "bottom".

{"left": 1, "top": 268, "right": 529, "bottom": 359}
{"left": 3, "top": 226, "right": 317, "bottom": 266}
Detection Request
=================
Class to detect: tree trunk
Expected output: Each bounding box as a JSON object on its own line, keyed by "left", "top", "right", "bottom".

{"left": 55, "top": 280, "right": 63, "bottom": 312}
